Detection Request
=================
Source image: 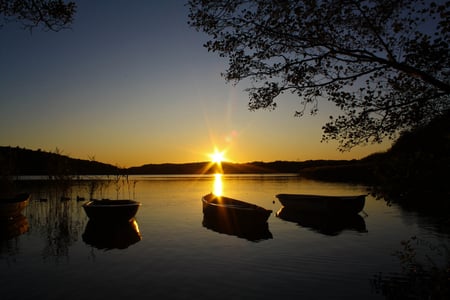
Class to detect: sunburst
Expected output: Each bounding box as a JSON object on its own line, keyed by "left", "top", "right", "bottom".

{"left": 209, "top": 148, "right": 226, "bottom": 164}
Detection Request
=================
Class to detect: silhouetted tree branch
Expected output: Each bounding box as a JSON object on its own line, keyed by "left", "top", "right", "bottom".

{"left": 0, "top": 0, "right": 76, "bottom": 32}
{"left": 188, "top": 0, "right": 450, "bottom": 150}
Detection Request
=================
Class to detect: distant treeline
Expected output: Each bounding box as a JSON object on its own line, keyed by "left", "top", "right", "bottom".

{"left": 0, "top": 146, "right": 359, "bottom": 176}
{"left": 0, "top": 147, "right": 119, "bottom": 176}
{"left": 126, "top": 160, "right": 360, "bottom": 175}
{"left": 297, "top": 111, "right": 450, "bottom": 195}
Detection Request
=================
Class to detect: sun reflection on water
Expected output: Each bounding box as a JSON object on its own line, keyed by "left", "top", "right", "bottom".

{"left": 213, "top": 173, "right": 223, "bottom": 196}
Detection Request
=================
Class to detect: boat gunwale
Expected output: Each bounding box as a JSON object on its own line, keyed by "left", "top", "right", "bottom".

{"left": 202, "top": 194, "right": 268, "bottom": 212}
{"left": 276, "top": 193, "right": 367, "bottom": 200}
{"left": 83, "top": 200, "right": 141, "bottom": 208}
{"left": 202, "top": 198, "right": 260, "bottom": 211}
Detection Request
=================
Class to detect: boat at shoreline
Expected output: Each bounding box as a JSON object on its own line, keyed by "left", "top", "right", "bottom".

{"left": 276, "top": 193, "right": 366, "bottom": 214}
{"left": 82, "top": 199, "right": 141, "bottom": 222}
{"left": 202, "top": 193, "right": 272, "bottom": 224}
{"left": 0, "top": 193, "right": 30, "bottom": 219}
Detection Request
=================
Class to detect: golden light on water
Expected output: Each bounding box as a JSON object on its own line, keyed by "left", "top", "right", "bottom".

{"left": 213, "top": 173, "right": 223, "bottom": 196}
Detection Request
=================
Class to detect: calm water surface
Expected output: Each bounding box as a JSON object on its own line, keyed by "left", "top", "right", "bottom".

{"left": 1, "top": 175, "right": 448, "bottom": 299}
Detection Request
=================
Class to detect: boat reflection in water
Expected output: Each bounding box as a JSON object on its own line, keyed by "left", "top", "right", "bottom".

{"left": 0, "top": 214, "right": 29, "bottom": 240}
{"left": 202, "top": 212, "right": 273, "bottom": 242}
{"left": 82, "top": 218, "right": 142, "bottom": 250}
{"left": 276, "top": 207, "right": 367, "bottom": 236}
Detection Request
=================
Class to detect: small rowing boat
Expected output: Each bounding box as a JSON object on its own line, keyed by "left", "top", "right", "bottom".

{"left": 202, "top": 193, "right": 272, "bottom": 224}
{"left": 82, "top": 199, "right": 141, "bottom": 222}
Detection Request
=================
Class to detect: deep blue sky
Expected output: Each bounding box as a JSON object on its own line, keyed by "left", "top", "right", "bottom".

{"left": 0, "top": 0, "right": 389, "bottom": 166}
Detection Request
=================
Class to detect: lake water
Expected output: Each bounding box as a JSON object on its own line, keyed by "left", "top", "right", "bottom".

{"left": 1, "top": 174, "right": 448, "bottom": 300}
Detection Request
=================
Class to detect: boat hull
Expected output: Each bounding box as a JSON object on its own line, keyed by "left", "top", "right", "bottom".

{"left": 276, "top": 193, "right": 366, "bottom": 214}
{"left": 202, "top": 193, "right": 272, "bottom": 224}
{"left": 82, "top": 199, "right": 141, "bottom": 222}
{"left": 0, "top": 193, "right": 30, "bottom": 219}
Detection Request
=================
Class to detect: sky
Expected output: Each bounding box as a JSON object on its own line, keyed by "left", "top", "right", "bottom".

{"left": 0, "top": 0, "right": 391, "bottom": 167}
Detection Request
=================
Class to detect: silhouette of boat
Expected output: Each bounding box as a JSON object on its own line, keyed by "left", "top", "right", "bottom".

{"left": 0, "top": 214, "right": 29, "bottom": 240}
{"left": 276, "top": 193, "right": 366, "bottom": 214}
{"left": 276, "top": 207, "right": 367, "bottom": 236}
{"left": 82, "top": 218, "right": 141, "bottom": 250}
{"left": 202, "top": 193, "right": 272, "bottom": 224}
{"left": 82, "top": 199, "right": 141, "bottom": 222}
{"left": 0, "top": 193, "right": 30, "bottom": 219}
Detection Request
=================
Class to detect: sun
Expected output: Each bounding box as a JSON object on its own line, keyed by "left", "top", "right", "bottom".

{"left": 209, "top": 148, "right": 226, "bottom": 164}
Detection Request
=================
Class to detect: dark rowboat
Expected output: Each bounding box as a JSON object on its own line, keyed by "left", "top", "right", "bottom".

{"left": 276, "top": 193, "right": 366, "bottom": 215}
{"left": 202, "top": 193, "right": 272, "bottom": 224}
{"left": 82, "top": 199, "right": 141, "bottom": 222}
{"left": 0, "top": 193, "right": 30, "bottom": 219}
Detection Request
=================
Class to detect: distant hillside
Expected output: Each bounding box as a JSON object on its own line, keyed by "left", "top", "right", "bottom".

{"left": 297, "top": 110, "right": 450, "bottom": 196}
{"left": 126, "top": 160, "right": 355, "bottom": 175}
{"left": 1, "top": 146, "right": 359, "bottom": 176}
{"left": 0, "top": 146, "right": 119, "bottom": 176}
{"left": 373, "top": 110, "right": 450, "bottom": 195}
